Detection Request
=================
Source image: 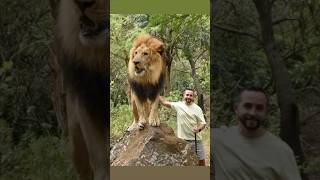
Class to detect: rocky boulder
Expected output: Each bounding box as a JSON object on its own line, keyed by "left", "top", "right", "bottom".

{"left": 110, "top": 123, "right": 198, "bottom": 166}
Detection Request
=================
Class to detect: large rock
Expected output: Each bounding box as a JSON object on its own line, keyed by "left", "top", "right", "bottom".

{"left": 110, "top": 123, "right": 198, "bottom": 166}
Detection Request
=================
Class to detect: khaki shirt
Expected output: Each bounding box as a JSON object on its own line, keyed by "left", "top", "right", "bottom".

{"left": 171, "top": 101, "right": 206, "bottom": 140}
{"left": 212, "top": 126, "right": 302, "bottom": 180}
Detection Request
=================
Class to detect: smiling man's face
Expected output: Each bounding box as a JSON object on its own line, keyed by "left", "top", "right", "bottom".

{"left": 235, "top": 90, "right": 267, "bottom": 131}
{"left": 183, "top": 90, "right": 194, "bottom": 105}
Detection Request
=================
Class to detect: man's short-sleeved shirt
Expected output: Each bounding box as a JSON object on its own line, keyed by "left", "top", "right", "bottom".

{"left": 212, "top": 126, "right": 302, "bottom": 180}
{"left": 170, "top": 101, "right": 206, "bottom": 140}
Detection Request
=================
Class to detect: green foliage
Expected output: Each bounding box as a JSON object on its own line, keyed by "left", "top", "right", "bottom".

{"left": 213, "top": 0, "right": 320, "bottom": 126}
{"left": 158, "top": 90, "right": 183, "bottom": 129}
{"left": 110, "top": 102, "right": 133, "bottom": 140}
{"left": 303, "top": 157, "right": 320, "bottom": 174}
{"left": 0, "top": 119, "right": 13, "bottom": 156}
{"left": 198, "top": 60, "right": 210, "bottom": 90}
{"left": 0, "top": 0, "right": 57, "bottom": 143}
{"left": 0, "top": 1, "right": 74, "bottom": 179}
{"left": 0, "top": 120, "right": 74, "bottom": 180}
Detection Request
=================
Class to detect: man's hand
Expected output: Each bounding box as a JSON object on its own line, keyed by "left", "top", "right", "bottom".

{"left": 192, "top": 123, "right": 206, "bottom": 133}
{"left": 192, "top": 126, "right": 200, "bottom": 133}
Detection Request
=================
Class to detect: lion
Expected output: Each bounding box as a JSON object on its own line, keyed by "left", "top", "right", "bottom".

{"left": 127, "top": 34, "right": 166, "bottom": 131}
{"left": 50, "top": 0, "right": 108, "bottom": 180}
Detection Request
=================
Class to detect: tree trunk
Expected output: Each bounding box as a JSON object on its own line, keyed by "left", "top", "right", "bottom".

{"left": 164, "top": 52, "right": 172, "bottom": 96}
{"left": 253, "top": 0, "right": 307, "bottom": 179}
{"left": 183, "top": 47, "right": 206, "bottom": 116}
{"left": 163, "top": 27, "right": 174, "bottom": 95}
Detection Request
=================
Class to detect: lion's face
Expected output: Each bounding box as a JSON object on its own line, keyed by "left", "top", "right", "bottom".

{"left": 75, "top": 0, "right": 108, "bottom": 47}
{"left": 128, "top": 35, "right": 165, "bottom": 85}
{"left": 131, "top": 44, "right": 156, "bottom": 77}
{"left": 58, "top": 0, "right": 108, "bottom": 50}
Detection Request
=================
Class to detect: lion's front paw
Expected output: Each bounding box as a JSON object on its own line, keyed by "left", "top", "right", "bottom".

{"left": 138, "top": 118, "right": 147, "bottom": 130}
{"left": 126, "top": 122, "right": 140, "bottom": 132}
{"left": 149, "top": 117, "right": 160, "bottom": 127}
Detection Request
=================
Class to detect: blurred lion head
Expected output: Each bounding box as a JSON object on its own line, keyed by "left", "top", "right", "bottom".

{"left": 57, "top": 0, "right": 108, "bottom": 69}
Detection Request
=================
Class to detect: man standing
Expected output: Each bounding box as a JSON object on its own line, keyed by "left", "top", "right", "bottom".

{"left": 159, "top": 88, "right": 207, "bottom": 166}
{"left": 212, "top": 87, "right": 302, "bottom": 179}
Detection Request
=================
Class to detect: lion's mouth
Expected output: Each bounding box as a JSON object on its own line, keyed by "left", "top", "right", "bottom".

{"left": 78, "top": 15, "right": 108, "bottom": 46}
{"left": 80, "top": 19, "right": 108, "bottom": 37}
{"left": 135, "top": 67, "right": 145, "bottom": 76}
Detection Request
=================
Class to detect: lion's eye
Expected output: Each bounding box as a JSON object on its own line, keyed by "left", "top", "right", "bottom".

{"left": 143, "top": 52, "right": 148, "bottom": 56}
{"left": 135, "top": 51, "right": 138, "bottom": 54}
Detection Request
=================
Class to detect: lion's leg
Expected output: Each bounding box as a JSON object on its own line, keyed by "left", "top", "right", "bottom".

{"left": 132, "top": 99, "right": 139, "bottom": 123}
{"left": 69, "top": 123, "right": 93, "bottom": 180}
{"left": 135, "top": 98, "right": 148, "bottom": 129}
{"left": 127, "top": 97, "right": 140, "bottom": 131}
{"left": 68, "top": 95, "right": 107, "bottom": 180}
{"left": 67, "top": 96, "right": 93, "bottom": 180}
{"left": 80, "top": 118, "right": 107, "bottom": 180}
{"left": 149, "top": 95, "right": 160, "bottom": 127}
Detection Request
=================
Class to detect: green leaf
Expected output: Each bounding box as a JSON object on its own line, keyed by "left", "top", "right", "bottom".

{"left": 4, "top": 76, "right": 13, "bottom": 82}
{"left": 2, "top": 61, "right": 13, "bottom": 71}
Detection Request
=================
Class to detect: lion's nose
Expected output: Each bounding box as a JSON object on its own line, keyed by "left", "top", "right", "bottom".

{"left": 134, "top": 61, "right": 140, "bottom": 65}
{"left": 75, "top": 0, "right": 95, "bottom": 12}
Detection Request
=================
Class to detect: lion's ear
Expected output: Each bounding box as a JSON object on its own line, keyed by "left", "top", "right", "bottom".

{"left": 156, "top": 43, "right": 164, "bottom": 56}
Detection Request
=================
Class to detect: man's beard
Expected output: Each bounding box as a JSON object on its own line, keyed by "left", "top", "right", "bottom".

{"left": 185, "top": 98, "right": 193, "bottom": 104}
{"left": 239, "top": 115, "right": 263, "bottom": 131}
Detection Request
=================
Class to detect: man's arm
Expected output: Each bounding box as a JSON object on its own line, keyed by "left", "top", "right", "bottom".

{"left": 280, "top": 147, "right": 302, "bottom": 180}
{"left": 159, "top": 96, "right": 172, "bottom": 108}
{"left": 192, "top": 105, "right": 207, "bottom": 133}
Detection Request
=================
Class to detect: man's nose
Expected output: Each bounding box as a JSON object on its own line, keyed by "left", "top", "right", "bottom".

{"left": 248, "top": 108, "right": 257, "bottom": 115}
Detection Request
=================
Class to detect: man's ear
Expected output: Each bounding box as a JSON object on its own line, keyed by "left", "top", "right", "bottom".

{"left": 233, "top": 103, "right": 238, "bottom": 113}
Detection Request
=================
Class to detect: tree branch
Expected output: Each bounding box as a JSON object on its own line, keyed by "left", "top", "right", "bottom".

{"left": 194, "top": 49, "right": 208, "bottom": 63}
{"left": 272, "top": 18, "right": 299, "bottom": 26}
{"left": 301, "top": 111, "right": 320, "bottom": 126}
{"left": 213, "top": 23, "right": 261, "bottom": 43}
{"left": 283, "top": 41, "right": 320, "bottom": 60}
